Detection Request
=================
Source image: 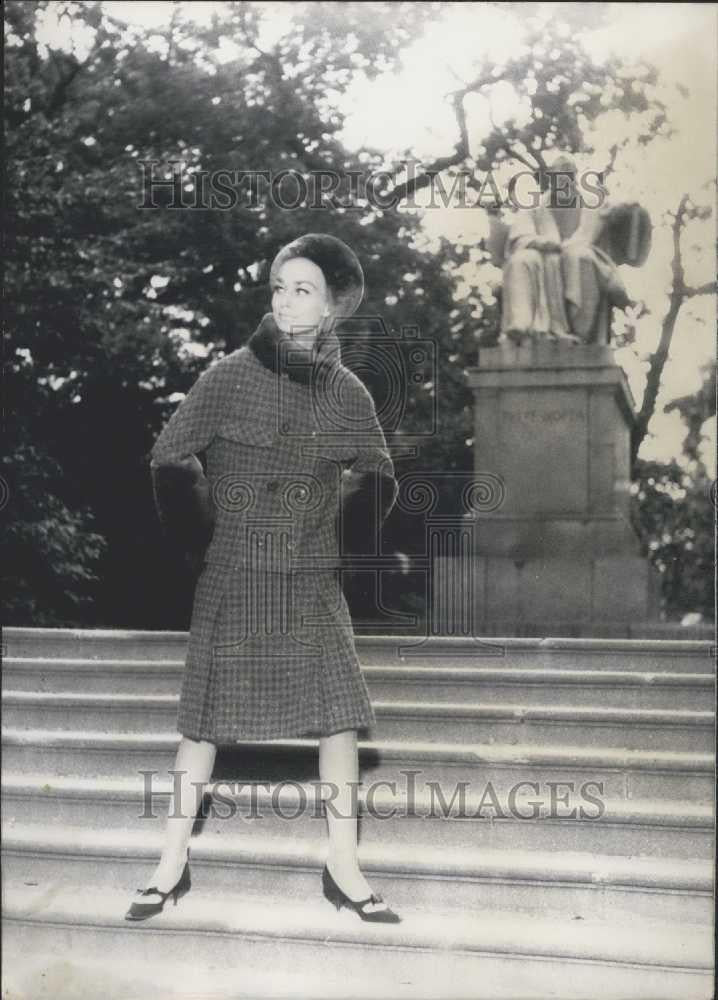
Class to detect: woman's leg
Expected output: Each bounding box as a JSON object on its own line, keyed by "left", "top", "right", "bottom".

{"left": 318, "top": 728, "right": 376, "bottom": 900}
{"left": 143, "top": 734, "right": 217, "bottom": 891}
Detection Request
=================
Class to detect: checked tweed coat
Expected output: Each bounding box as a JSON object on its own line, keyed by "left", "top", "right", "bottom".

{"left": 151, "top": 313, "right": 399, "bottom": 742}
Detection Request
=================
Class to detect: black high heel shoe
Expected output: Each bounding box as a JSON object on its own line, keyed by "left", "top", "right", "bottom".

{"left": 125, "top": 849, "right": 191, "bottom": 922}
{"left": 322, "top": 864, "right": 401, "bottom": 924}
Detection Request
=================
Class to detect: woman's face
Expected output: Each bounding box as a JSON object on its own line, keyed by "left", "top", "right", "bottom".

{"left": 271, "top": 257, "right": 332, "bottom": 343}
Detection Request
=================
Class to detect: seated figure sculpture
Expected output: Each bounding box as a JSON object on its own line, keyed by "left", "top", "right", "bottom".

{"left": 488, "top": 154, "right": 652, "bottom": 346}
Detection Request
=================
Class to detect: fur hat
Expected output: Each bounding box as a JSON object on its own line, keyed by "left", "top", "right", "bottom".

{"left": 269, "top": 233, "right": 364, "bottom": 318}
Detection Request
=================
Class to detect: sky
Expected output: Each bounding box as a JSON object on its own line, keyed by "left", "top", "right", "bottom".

{"left": 335, "top": 2, "right": 717, "bottom": 470}
{"left": 38, "top": 1, "right": 717, "bottom": 469}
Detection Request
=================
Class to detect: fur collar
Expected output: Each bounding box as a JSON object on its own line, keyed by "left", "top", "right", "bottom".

{"left": 247, "top": 312, "right": 342, "bottom": 387}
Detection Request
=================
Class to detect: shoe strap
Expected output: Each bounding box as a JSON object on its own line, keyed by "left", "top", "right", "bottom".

{"left": 357, "top": 894, "right": 388, "bottom": 912}
{"left": 136, "top": 857, "right": 188, "bottom": 898}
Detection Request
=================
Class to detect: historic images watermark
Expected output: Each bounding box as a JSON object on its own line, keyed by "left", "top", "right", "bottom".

{"left": 137, "top": 769, "right": 606, "bottom": 822}
{"left": 137, "top": 158, "right": 607, "bottom": 213}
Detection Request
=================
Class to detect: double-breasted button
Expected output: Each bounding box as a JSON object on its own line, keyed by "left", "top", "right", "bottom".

{"left": 266, "top": 480, "right": 279, "bottom": 493}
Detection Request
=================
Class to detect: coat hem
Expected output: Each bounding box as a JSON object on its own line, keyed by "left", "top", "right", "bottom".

{"left": 177, "top": 717, "right": 375, "bottom": 744}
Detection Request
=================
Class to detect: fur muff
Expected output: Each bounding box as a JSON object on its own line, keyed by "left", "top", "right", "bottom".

{"left": 337, "top": 466, "right": 397, "bottom": 558}
{"left": 151, "top": 454, "right": 215, "bottom": 571}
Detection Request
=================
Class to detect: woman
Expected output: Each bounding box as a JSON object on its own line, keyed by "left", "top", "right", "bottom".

{"left": 125, "top": 234, "right": 401, "bottom": 924}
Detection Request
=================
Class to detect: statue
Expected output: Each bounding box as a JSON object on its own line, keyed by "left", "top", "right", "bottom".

{"left": 487, "top": 154, "right": 652, "bottom": 346}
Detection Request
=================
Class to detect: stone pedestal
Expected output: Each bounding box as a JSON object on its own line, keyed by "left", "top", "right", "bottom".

{"left": 434, "top": 341, "right": 659, "bottom": 636}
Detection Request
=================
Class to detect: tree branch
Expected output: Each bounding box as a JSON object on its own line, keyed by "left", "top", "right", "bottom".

{"left": 603, "top": 142, "right": 621, "bottom": 181}
{"left": 385, "top": 65, "right": 517, "bottom": 202}
{"left": 632, "top": 194, "right": 692, "bottom": 462}
{"left": 45, "top": 30, "right": 106, "bottom": 119}
{"left": 387, "top": 98, "right": 471, "bottom": 202}
{"left": 46, "top": 50, "right": 84, "bottom": 116}
{"left": 165, "top": 3, "right": 181, "bottom": 66}
{"left": 683, "top": 281, "right": 718, "bottom": 298}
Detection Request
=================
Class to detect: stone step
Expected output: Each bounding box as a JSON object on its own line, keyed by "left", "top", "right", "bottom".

{"left": 3, "top": 627, "right": 713, "bottom": 998}
{"left": 354, "top": 744, "right": 715, "bottom": 802}
{"left": 3, "top": 883, "right": 712, "bottom": 1000}
{"left": 3, "top": 775, "right": 713, "bottom": 861}
{"left": 4, "top": 657, "right": 714, "bottom": 709}
{"left": 373, "top": 701, "right": 713, "bottom": 750}
{"left": 2, "top": 824, "right": 713, "bottom": 927}
{"left": 2, "top": 657, "right": 188, "bottom": 696}
{"left": 3, "top": 690, "right": 712, "bottom": 750}
{"left": 3, "top": 729, "right": 713, "bottom": 802}
{"left": 3, "top": 627, "right": 190, "bottom": 661}
{"left": 4, "top": 628, "right": 714, "bottom": 674}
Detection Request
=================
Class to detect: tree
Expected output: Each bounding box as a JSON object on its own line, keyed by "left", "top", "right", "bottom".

{"left": 369, "top": 4, "right": 714, "bottom": 472}
{"left": 631, "top": 459, "right": 714, "bottom": 621}
{"left": 3, "top": 0, "right": 462, "bottom": 626}
{"left": 1, "top": 444, "right": 107, "bottom": 626}
{"left": 631, "top": 196, "right": 716, "bottom": 461}
{"left": 4, "top": 1, "right": 713, "bottom": 627}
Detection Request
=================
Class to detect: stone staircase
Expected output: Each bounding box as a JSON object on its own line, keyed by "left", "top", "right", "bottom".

{"left": 2, "top": 627, "right": 715, "bottom": 1000}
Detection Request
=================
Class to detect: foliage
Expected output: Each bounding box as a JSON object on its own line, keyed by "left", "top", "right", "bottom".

{"left": 3, "top": 0, "right": 468, "bottom": 625}
{"left": 665, "top": 364, "right": 716, "bottom": 465}
{"left": 379, "top": 4, "right": 713, "bottom": 470}
{"left": 3, "top": 1, "right": 713, "bottom": 626}
{"left": 1, "top": 444, "right": 107, "bottom": 625}
{"left": 630, "top": 364, "right": 715, "bottom": 619}
{"left": 385, "top": 6, "right": 668, "bottom": 200}
{"left": 631, "top": 457, "right": 714, "bottom": 621}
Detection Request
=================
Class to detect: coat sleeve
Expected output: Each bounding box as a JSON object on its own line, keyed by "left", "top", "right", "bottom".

{"left": 337, "top": 383, "right": 399, "bottom": 558}
{"left": 150, "top": 360, "right": 229, "bottom": 565}
{"left": 151, "top": 359, "right": 228, "bottom": 464}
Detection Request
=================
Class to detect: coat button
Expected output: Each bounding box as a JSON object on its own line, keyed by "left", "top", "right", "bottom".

{"left": 281, "top": 420, "right": 291, "bottom": 434}
{"left": 266, "top": 480, "right": 279, "bottom": 493}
